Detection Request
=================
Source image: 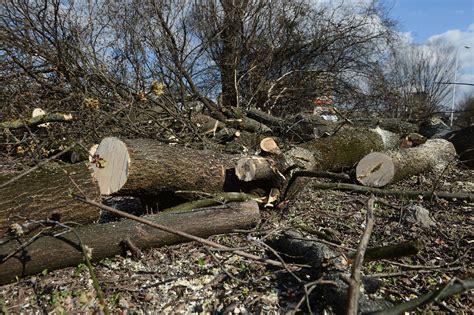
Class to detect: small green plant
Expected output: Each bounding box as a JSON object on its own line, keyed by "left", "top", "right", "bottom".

{"left": 375, "top": 263, "right": 384, "bottom": 273}
{"left": 108, "top": 293, "right": 121, "bottom": 307}
{"left": 74, "top": 263, "right": 88, "bottom": 276}
{"left": 197, "top": 257, "right": 206, "bottom": 269}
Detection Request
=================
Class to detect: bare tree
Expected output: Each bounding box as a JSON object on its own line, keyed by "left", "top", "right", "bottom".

{"left": 456, "top": 93, "right": 474, "bottom": 127}
{"left": 366, "top": 38, "right": 456, "bottom": 119}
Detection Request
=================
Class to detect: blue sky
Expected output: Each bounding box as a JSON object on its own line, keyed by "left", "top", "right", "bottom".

{"left": 390, "top": 0, "right": 473, "bottom": 43}
{"left": 388, "top": 0, "right": 474, "bottom": 100}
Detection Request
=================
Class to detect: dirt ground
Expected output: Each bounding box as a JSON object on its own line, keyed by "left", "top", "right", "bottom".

{"left": 0, "top": 165, "right": 473, "bottom": 314}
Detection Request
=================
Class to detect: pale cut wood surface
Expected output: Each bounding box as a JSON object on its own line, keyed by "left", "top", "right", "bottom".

{"left": 356, "top": 152, "right": 395, "bottom": 187}
{"left": 92, "top": 137, "right": 130, "bottom": 195}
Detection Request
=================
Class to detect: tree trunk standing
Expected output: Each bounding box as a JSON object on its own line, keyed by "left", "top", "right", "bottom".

{"left": 0, "top": 163, "right": 101, "bottom": 236}
{"left": 91, "top": 137, "right": 242, "bottom": 196}
{"left": 0, "top": 201, "right": 260, "bottom": 284}
{"left": 219, "top": 0, "right": 248, "bottom": 108}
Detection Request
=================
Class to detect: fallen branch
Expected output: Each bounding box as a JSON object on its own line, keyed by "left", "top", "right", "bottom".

{"left": 309, "top": 182, "right": 473, "bottom": 201}
{"left": 346, "top": 197, "right": 375, "bottom": 315}
{"left": 163, "top": 192, "right": 261, "bottom": 213}
{"left": 0, "top": 112, "right": 73, "bottom": 129}
{"left": 368, "top": 278, "right": 474, "bottom": 315}
{"left": 73, "top": 196, "right": 287, "bottom": 267}
{"left": 347, "top": 240, "right": 423, "bottom": 263}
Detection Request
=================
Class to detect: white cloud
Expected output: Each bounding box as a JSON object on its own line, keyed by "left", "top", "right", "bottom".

{"left": 427, "top": 24, "right": 474, "bottom": 99}
{"left": 427, "top": 24, "right": 474, "bottom": 69}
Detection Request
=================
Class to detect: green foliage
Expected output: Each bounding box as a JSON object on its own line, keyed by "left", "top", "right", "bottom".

{"left": 74, "top": 263, "right": 88, "bottom": 277}
{"left": 197, "top": 257, "right": 206, "bottom": 269}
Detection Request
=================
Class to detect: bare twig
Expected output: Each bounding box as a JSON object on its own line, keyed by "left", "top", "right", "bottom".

{"left": 370, "top": 278, "right": 474, "bottom": 315}
{"left": 310, "top": 182, "right": 473, "bottom": 202}
{"left": 346, "top": 196, "right": 375, "bottom": 315}
{"left": 293, "top": 278, "right": 339, "bottom": 314}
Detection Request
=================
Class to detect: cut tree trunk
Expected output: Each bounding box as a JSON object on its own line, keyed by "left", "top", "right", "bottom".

{"left": 0, "top": 162, "right": 101, "bottom": 237}
{"left": 91, "top": 137, "right": 241, "bottom": 196}
{"left": 301, "top": 127, "right": 400, "bottom": 172}
{"left": 356, "top": 139, "right": 457, "bottom": 187}
{"left": 0, "top": 201, "right": 260, "bottom": 284}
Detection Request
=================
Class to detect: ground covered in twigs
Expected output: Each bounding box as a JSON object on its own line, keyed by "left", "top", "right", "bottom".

{"left": 1, "top": 166, "right": 473, "bottom": 313}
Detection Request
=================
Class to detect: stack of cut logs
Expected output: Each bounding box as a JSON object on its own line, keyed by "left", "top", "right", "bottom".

{"left": 1, "top": 108, "right": 472, "bottom": 284}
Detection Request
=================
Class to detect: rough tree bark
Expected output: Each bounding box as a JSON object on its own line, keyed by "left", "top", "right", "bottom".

{"left": 91, "top": 137, "right": 242, "bottom": 196}
{"left": 301, "top": 127, "right": 400, "bottom": 172}
{"left": 0, "top": 162, "right": 101, "bottom": 237}
{"left": 219, "top": 0, "right": 248, "bottom": 108}
{"left": 356, "top": 139, "right": 457, "bottom": 187}
{"left": 0, "top": 201, "right": 260, "bottom": 284}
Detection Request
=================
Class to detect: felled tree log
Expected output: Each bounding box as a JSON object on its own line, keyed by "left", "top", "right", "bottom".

{"left": 443, "top": 125, "right": 474, "bottom": 168}
{"left": 0, "top": 162, "right": 101, "bottom": 237}
{"left": 0, "top": 201, "right": 260, "bottom": 284}
{"left": 246, "top": 107, "right": 285, "bottom": 128}
{"left": 356, "top": 139, "right": 456, "bottom": 187}
{"left": 191, "top": 113, "right": 226, "bottom": 135}
{"left": 235, "top": 156, "right": 279, "bottom": 182}
{"left": 91, "top": 137, "right": 241, "bottom": 195}
{"left": 300, "top": 127, "right": 400, "bottom": 172}
{"left": 347, "top": 240, "right": 423, "bottom": 263}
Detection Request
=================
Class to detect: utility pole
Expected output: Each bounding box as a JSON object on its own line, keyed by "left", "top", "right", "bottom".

{"left": 450, "top": 45, "right": 471, "bottom": 127}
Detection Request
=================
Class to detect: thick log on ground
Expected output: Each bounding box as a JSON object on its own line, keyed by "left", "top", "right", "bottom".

{"left": 0, "top": 201, "right": 260, "bottom": 284}
{"left": 300, "top": 127, "right": 400, "bottom": 172}
{"left": 356, "top": 139, "right": 456, "bottom": 187}
{"left": 0, "top": 162, "right": 101, "bottom": 237}
{"left": 443, "top": 125, "right": 474, "bottom": 168}
{"left": 235, "top": 146, "right": 318, "bottom": 186}
{"left": 91, "top": 137, "right": 241, "bottom": 195}
{"left": 267, "top": 230, "right": 393, "bottom": 313}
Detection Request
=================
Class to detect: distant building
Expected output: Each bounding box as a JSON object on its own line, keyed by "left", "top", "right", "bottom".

{"left": 311, "top": 72, "right": 337, "bottom": 121}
